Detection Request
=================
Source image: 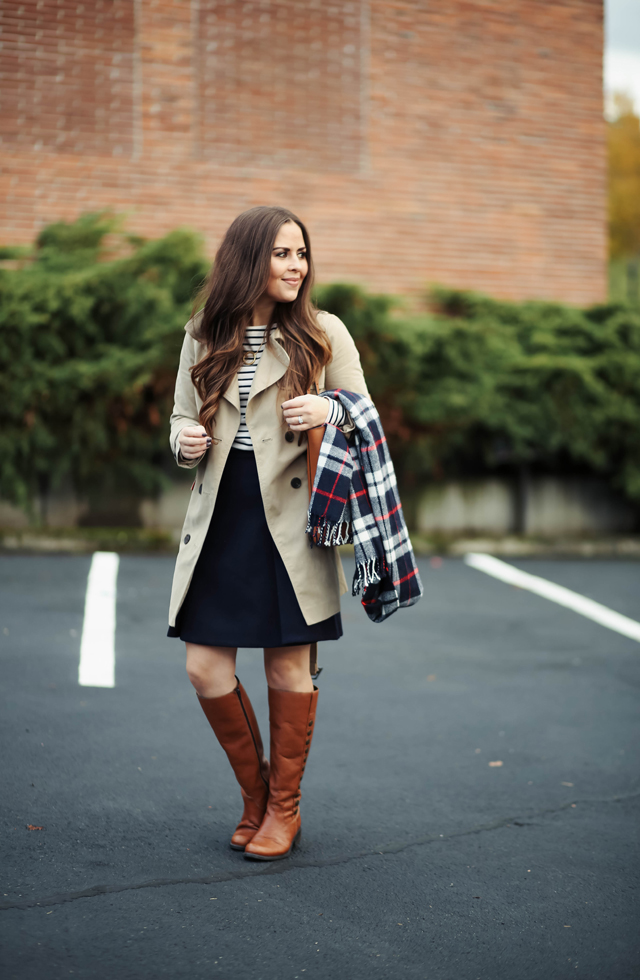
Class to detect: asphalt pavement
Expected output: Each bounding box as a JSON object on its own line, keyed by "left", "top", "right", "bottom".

{"left": 0, "top": 554, "right": 639, "bottom": 980}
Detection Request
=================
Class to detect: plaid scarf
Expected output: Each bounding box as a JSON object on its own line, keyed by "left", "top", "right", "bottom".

{"left": 306, "top": 390, "right": 423, "bottom": 623}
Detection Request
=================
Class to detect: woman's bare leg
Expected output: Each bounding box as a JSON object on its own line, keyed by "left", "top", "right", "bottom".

{"left": 185, "top": 643, "right": 238, "bottom": 698}
{"left": 263, "top": 644, "right": 314, "bottom": 692}
{"left": 244, "top": 644, "right": 317, "bottom": 860}
{"left": 188, "top": 643, "right": 269, "bottom": 850}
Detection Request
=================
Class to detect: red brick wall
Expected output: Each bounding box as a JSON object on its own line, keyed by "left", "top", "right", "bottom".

{"left": 0, "top": 0, "right": 606, "bottom": 303}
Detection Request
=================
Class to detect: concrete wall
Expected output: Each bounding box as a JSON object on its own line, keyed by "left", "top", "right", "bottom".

{"left": 2, "top": 474, "right": 634, "bottom": 538}
{"left": 0, "top": 486, "right": 86, "bottom": 530}
{"left": 415, "top": 477, "right": 637, "bottom": 537}
{"left": 139, "top": 483, "right": 192, "bottom": 533}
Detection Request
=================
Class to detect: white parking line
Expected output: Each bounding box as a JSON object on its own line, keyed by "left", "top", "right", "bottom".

{"left": 464, "top": 552, "right": 640, "bottom": 644}
{"left": 78, "top": 552, "right": 119, "bottom": 687}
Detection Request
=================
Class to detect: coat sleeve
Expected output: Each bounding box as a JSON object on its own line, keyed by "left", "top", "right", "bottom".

{"left": 319, "top": 312, "right": 369, "bottom": 437}
{"left": 170, "top": 332, "right": 205, "bottom": 470}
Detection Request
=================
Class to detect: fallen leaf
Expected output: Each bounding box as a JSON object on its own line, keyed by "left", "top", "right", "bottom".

{"left": 488, "top": 760, "right": 503, "bottom": 767}
{"left": 26, "top": 825, "right": 43, "bottom": 831}
{"left": 427, "top": 674, "right": 436, "bottom": 682}
{"left": 564, "top": 925, "right": 571, "bottom": 928}
{"left": 561, "top": 782, "right": 574, "bottom": 787}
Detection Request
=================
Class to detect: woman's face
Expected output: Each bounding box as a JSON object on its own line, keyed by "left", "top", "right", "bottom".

{"left": 264, "top": 221, "right": 308, "bottom": 305}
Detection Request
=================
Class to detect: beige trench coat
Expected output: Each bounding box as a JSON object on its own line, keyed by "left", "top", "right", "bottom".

{"left": 167, "top": 311, "right": 369, "bottom": 629}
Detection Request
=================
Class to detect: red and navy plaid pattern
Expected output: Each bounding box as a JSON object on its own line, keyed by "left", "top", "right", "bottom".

{"left": 306, "top": 390, "right": 423, "bottom": 623}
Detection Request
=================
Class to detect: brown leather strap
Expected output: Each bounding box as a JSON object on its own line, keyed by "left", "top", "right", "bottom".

{"left": 309, "top": 641, "right": 322, "bottom": 679}
{"left": 306, "top": 427, "right": 323, "bottom": 500}
{"left": 306, "top": 384, "right": 323, "bottom": 680}
{"left": 306, "top": 381, "right": 324, "bottom": 501}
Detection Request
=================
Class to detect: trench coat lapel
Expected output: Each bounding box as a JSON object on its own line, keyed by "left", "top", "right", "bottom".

{"left": 248, "top": 329, "right": 290, "bottom": 403}
{"left": 221, "top": 377, "right": 240, "bottom": 412}
{"left": 218, "top": 329, "right": 289, "bottom": 412}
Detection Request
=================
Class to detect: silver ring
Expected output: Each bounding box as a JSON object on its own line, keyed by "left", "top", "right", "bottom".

{"left": 298, "top": 415, "right": 303, "bottom": 425}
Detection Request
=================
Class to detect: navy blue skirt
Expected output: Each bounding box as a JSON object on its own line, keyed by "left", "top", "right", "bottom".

{"left": 168, "top": 448, "right": 342, "bottom": 648}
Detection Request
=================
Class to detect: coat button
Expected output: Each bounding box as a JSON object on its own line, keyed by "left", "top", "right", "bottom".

{"left": 184, "top": 534, "right": 191, "bottom": 544}
{"left": 291, "top": 477, "right": 302, "bottom": 489}
{"left": 285, "top": 431, "right": 294, "bottom": 442}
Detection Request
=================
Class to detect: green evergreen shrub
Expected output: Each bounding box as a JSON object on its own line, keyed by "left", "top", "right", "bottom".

{"left": 0, "top": 213, "right": 207, "bottom": 519}
{"left": 2, "top": 215, "right": 638, "bottom": 526}
{"left": 316, "top": 283, "right": 640, "bottom": 509}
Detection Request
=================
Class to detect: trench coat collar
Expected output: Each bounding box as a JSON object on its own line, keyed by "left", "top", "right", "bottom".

{"left": 219, "top": 325, "right": 289, "bottom": 410}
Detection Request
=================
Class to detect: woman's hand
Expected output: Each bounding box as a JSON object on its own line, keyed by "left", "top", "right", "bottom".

{"left": 178, "top": 425, "right": 211, "bottom": 459}
{"left": 281, "top": 394, "right": 329, "bottom": 431}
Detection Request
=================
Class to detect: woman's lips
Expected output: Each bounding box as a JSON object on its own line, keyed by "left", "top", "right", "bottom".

{"left": 283, "top": 278, "right": 300, "bottom": 286}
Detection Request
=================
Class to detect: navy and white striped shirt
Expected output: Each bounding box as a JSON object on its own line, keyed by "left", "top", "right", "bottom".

{"left": 232, "top": 325, "right": 347, "bottom": 451}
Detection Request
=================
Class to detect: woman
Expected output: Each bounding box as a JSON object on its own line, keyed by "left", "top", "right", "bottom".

{"left": 167, "top": 205, "right": 368, "bottom": 861}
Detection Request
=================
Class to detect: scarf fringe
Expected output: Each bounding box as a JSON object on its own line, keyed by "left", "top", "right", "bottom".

{"left": 352, "top": 556, "right": 384, "bottom": 596}
{"left": 305, "top": 516, "right": 353, "bottom": 547}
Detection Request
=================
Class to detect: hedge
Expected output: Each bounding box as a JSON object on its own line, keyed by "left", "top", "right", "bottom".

{"left": 0, "top": 214, "right": 207, "bottom": 518}
{"left": 1, "top": 215, "right": 639, "bottom": 524}
{"left": 314, "top": 284, "right": 640, "bottom": 506}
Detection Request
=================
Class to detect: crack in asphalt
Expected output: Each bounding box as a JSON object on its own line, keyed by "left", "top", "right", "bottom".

{"left": 2, "top": 788, "right": 638, "bottom": 913}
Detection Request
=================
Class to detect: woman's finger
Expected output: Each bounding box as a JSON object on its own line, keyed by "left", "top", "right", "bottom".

{"left": 181, "top": 441, "right": 209, "bottom": 452}
{"left": 182, "top": 435, "right": 209, "bottom": 445}
{"left": 179, "top": 426, "right": 211, "bottom": 458}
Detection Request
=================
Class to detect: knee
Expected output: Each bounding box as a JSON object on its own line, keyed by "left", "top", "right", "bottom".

{"left": 186, "top": 663, "right": 236, "bottom": 698}
{"left": 185, "top": 647, "right": 237, "bottom": 698}
{"left": 265, "top": 657, "right": 307, "bottom": 692}
{"left": 185, "top": 652, "right": 217, "bottom": 695}
{"left": 186, "top": 661, "right": 208, "bottom": 694}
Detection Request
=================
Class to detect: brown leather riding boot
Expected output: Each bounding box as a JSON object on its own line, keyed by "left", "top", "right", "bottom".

{"left": 244, "top": 686, "right": 318, "bottom": 861}
{"left": 198, "top": 679, "right": 270, "bottom": 851}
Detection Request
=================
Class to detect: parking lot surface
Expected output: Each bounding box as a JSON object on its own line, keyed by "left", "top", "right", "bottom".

{"left": 1, "top": 555, "right": 638, "bottom": 979}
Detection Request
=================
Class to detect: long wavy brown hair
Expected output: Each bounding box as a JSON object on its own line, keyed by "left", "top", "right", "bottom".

{"left": 190, "top": 206, "right": 332, "bottom": 435}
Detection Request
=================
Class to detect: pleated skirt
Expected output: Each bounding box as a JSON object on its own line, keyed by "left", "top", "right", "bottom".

{"left": 167, "top": 448, "right": 343, "bottom": 648}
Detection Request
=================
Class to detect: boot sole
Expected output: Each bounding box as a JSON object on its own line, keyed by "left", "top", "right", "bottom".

{"left": 243, "top": 828, "right": 301, "bottom": 861}
{"left": 229, "top": 842, "right": 247, "bottom": 851}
